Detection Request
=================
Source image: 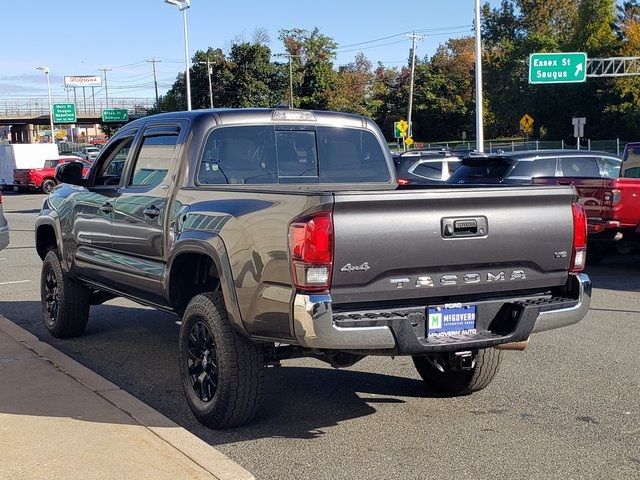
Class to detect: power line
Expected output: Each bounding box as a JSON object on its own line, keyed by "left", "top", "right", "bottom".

{"left": 336, "top": 24, "right": 472, "bottom": 49}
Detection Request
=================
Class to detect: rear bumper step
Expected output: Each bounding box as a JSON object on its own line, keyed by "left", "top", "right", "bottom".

{"left": 292, "top": 274, "right": 591, "bottom": 354}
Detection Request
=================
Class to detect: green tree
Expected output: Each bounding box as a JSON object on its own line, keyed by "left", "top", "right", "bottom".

{"left": 327, "top": 52, "right": 374, "bottom": 115}
{"left": 228, "top": 42, "right": 280, "bottom": 107}
{"left": 573, "top": 0, "right": 618, "bottom": 55}
{"left": 279, "top": 28, "right": 338, "bottom": 109}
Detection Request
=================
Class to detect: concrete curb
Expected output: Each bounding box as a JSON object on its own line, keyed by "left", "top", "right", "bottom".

{"left": 0, "top": 316, "right": 255, "bottom": 480}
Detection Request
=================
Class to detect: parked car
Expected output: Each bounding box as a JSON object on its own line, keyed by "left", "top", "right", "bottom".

{"left": 394, "top": 151, "right": 463, "bottom": 184}
{"left": 14, "top": 156, "right": 91, "bottom": 193}
{"left": 37, "top": 108, "right": 590, "bottom": 429}
{"left": 80, "top": 146, "right": 101, "bottom": 162}
{"left": 448, "top": 150, "right": 621, "bottom": 185}
{"left": 0, "top": 190, "right": 9, "bottom": 250}
{"left": 621, "top": 142, "right": 640, "bottom": 178}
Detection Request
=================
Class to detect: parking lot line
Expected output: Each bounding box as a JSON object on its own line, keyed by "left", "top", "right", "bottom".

{"left": 0, "top": 280, "right": 31, "bottom": 286}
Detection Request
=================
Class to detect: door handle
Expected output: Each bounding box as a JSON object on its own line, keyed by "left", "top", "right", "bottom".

{"left": 100, "top": 202, "right": 113, "bottom": 214}
{"left": 143, "top": 205, "right": 161, "bottom": 218}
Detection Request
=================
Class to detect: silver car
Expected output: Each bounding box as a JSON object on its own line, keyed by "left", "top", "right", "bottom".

{"left": 0, "top": 191, "right": 8, "bottom": 250}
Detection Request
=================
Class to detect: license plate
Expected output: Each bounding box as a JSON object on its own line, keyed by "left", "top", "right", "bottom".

{"left": 427, "top": 303, "right": 477, "bottom": 338}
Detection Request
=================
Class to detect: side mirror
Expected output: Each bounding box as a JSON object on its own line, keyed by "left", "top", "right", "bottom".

{"left": 55, "top": 161, "right": 86, "bottom": 186}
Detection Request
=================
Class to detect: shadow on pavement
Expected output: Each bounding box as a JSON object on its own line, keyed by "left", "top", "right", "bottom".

{"left": 585, "top": 254, "right": 640, "bottom": 292}
{"left": 0, "top": 299, "right": 428, "bottom": 442}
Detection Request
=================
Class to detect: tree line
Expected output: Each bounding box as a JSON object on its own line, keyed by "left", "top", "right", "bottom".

{"left": 154, "top": 0, "right": 640, "bottom": 142}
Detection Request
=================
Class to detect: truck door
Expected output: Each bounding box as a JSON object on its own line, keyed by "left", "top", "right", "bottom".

{"left": 70, "top": 133, "right": 136, "bottom": 290}
{"left": 109, "top": 124, "right": 183, "bottom": 305}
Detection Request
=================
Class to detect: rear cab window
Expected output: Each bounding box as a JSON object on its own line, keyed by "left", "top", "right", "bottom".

{"left": 197, "top": 125, "right": 390, "bottom": 185}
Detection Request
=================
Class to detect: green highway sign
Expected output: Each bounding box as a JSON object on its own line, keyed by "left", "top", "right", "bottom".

{"left": 102, "top": 108, "right": 129, "bottom": 122}
{"left": 52, "top": 103, "right": 76, "bottom": 123}
{"left": 529, "top": 52, "right": 587, "bottom": 84}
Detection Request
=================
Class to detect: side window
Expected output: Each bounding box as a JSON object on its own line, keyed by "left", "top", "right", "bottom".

{"left": 600, "top": 157, "right": 620, "bottom": 178}
{"left": 559, "top": 156, "right": 600, "bottom": 177}
{"left": 199, "top": 126, "right": 277, "bottom": 185}
{"left": 446, "top": 160, "right": 461, "bottom": 175}
{"left": 510, "top": 158, "right": 557, "bottom": 178}
{"left": 93, "top": 137, "right": 134, "bottom": 187}
{"left": 44, "top": 160, "right": 57, "bottom": 168}
{"left": 129, "top": 134, "right": 178, "bottom": 188}
{"left": 411, "top": 161, "right": 443, "bottom": 180}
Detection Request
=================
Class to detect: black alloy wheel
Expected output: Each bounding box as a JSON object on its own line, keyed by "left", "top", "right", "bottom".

{"left": 187, "top": 319, "right": 219, "bottom": 402}
{"left": 42, "top": 179, "right": 56, "bottom": 194}
{"left": 43, "top": 265, "right": 60, "bottom": 328}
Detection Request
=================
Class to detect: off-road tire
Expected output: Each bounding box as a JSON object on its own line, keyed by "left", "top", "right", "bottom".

{"left": 41, "top": 249, "right": 91, "bottom": 338}
{"left": 585, "top": 245, "right": 607, "bottom": 266}
{"left": 179, "top": 293, "right": 264, "bottom": 429}
{"left": 42, "top": 179, "right": 57, "bottom": 194}
{"left": 413, "top": 348, "right": 502, "bottom": 395}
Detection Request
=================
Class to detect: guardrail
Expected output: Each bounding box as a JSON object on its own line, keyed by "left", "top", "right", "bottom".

{"left": 0, "top": 97, "right": 155, "bottom": 118}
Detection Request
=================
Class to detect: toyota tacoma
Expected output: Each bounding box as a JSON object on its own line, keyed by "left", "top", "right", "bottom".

{"left": 35, "top": 108, "right": 591, "bottom": 428}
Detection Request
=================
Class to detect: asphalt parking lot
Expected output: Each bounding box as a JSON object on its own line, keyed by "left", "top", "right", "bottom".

{"left": 1, "top": 192, "right": 639, "bottom": 480}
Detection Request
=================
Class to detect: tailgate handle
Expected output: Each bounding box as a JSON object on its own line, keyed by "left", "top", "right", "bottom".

{"left": 442, "top": 217, "right": 488, "bottom": 238}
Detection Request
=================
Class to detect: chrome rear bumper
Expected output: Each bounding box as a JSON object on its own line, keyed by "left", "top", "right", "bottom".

{"left": 292, "top": 274, "right": 591, "bottom": 352}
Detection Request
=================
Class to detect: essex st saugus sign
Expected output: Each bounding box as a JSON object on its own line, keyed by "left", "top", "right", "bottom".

{"left": 529, "top": 52, "right": 587, "bottom": 84}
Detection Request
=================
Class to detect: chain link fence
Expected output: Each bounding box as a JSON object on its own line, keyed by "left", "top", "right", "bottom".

{"left": 390, "top": 138, "right": 630, "bottom": 156}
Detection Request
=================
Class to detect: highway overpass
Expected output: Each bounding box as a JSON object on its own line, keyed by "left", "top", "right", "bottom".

{"left": 0, "top": 97, "right": 155, "bottom": 142}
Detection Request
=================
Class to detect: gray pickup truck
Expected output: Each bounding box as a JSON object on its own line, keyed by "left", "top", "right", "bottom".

{"left": 36, "top": 109, "right": 591, "bottom": 428}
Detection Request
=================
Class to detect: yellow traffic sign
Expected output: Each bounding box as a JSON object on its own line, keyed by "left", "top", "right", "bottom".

{"left": 404, "top": 136, "right": 414, "bottom": 147}
{"left": 520, "top": 114, "right": 534, "bottom": 131}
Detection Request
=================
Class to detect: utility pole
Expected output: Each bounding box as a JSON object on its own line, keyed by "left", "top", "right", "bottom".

{"left": 474, "top": 0, "right": 484, "bottom": 152}
{"left": 147, "top": 58, "right": 162, "bottom": 104}
{"left": 275, "top": 53, "right": 300, "bottom": 108}
{"left": 206, "top": 57, "right": 213, "bottom": 109}
{"left": 99, "top": 67, "right": 112, "bottom": 109}
{"left": 405, "top": 31, "right": 426, "bottom": 140}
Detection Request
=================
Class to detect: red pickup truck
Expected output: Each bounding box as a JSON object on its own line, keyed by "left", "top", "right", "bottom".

{"left": 533, "top": 176, "right": 640, "bottom": 262}
{"left": 14, "top": 156, "right": 90, "bottom": 193}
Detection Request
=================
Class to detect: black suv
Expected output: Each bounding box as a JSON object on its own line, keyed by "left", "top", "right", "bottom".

{"left": 448, "top": 150, "right": 621, "bottom": 184}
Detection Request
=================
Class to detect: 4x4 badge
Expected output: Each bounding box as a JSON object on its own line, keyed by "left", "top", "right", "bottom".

{"left": 340, "top": 262, "right": 371, "bottom": 272}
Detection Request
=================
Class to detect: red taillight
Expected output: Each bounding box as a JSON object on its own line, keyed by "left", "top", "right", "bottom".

{"left": 571, "top": 202, "right": 587, "bottom": 273}
{"left": 603, "top": 189, "right": 621, "bottom": 206}
{"left": 0, "top": 192, "right": 3, "bottom": 204}
{"left": 288, "top": 211, "right": 333, "bottom": 292}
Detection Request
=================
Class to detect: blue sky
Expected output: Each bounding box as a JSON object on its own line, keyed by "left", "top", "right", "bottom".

{"left": 1, "top": 0, "right": 502, "bottom": 101}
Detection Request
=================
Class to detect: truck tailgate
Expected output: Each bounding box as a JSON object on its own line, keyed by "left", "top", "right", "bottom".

{"left": 331, "top": 186, "right": 575, "bottom": 305}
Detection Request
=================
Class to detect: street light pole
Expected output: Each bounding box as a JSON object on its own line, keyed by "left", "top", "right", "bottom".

{"left": 474, "top": 0, "right": 484, "bottom": 152}
{"left": 36, "top": 66, "right": 54, "bottom": 143}
{"left": 165, "top": 0, "right": 192, "bottom": 111}
{"left": 207, "top": 57, "right": 213, "bottom": 109}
